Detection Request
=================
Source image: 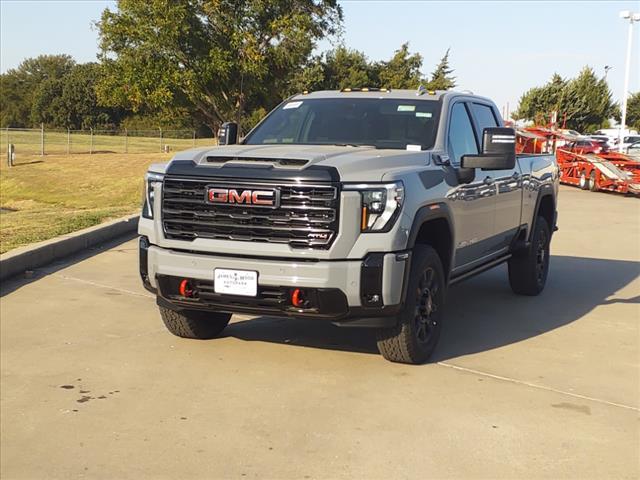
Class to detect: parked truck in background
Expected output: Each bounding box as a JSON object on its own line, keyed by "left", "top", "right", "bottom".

{"left": 138, "top": 88, "right": 559, "bottom": 364}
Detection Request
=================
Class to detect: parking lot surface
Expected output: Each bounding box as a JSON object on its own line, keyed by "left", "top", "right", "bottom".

{"left": 1, "top": 186, "right": 639, "bottom": 479}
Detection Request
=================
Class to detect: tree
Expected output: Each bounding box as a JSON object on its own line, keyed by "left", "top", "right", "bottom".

{"left": 514, "top": 73, "right": 567, "bottom": 125}
{"left": 564, "top": 67, "right": 617, "bottom": 132}
{"left": 0, "top": 54, "right": 75, "bottom": 127}
{"left": 376, "top": 43, "right": 423, "bottom": 89}
{"left": 28, "top": 63, "right": 124, "bottom": 129}
{"left": 288, "top": 46, "right": 375, "bottom": 93}
{"left": 96, "top": 0, "right": 343, "bottom": 134}
{"left": 626, "top": 92, "right": 640, "bottom": 131}
{"left": 514, "top": 68, "right": 617, "bottom": 132}
{"left": 425, "top": 48, "right": 455, "bottom": 91}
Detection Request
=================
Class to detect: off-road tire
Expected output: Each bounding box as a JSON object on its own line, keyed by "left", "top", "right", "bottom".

{"left": 508, "top": 216, "right": 550, "bottom": 296}
{"left": 589, "top": 170, "right": 599, "bottom": 192}
{"left": 579, "top": 170, "right": 588, "bottom": 190}
{"left": 159, "top": 307, "right": 231, "bottom": 339}
{"left": 376, "top": 245, "right": 445, "bottom": 364}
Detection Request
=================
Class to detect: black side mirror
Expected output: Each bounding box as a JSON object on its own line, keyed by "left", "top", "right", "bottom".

{"left": 461, "top": 127, "right": 516, "bottom": 170}
{"left": 218, "top": 122, "right": 239, "bottom": 145}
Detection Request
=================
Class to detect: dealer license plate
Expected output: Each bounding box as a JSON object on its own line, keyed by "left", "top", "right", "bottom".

{"left": 214, "top": 269, "right": 258, "bottom": 297}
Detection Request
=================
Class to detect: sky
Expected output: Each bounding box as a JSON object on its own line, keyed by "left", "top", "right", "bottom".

{"left": 1, "top": 0, "right": 639, "bottom": 114}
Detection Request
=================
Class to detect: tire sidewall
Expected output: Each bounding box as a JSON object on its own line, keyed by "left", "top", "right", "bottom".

{"left": 399, "top": 245, "right": 446, "bottom": 361}
{"left": 531, "top": 218, "right": 551, "bottom": 291}
{"left": 579, "top": 170, "right": 587, "bottom": 189}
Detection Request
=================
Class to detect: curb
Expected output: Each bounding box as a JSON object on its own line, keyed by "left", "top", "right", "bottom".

{"left": 0, "top": 214, "right": 139, "bottom": 282}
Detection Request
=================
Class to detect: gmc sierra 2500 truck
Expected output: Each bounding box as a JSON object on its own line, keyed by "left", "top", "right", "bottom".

{"left": 138, "top": 88, "right": 558, "bottom": 364}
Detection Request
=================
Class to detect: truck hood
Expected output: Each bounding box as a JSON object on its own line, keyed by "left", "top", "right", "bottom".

{"left": 168, "top": 144, "right": 430, "bottom": 182}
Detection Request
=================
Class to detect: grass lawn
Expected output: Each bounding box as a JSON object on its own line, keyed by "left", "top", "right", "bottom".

{"left": 0, "top": 152, "right": 175, "bottom": 254}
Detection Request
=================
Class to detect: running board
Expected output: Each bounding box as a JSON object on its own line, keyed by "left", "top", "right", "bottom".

{"left": 449, "top": 254, "right": 512, "bottom": 286}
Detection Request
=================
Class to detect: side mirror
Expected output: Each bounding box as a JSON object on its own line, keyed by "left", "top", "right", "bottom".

{"left": 218, "top": 122, "right": 239, "bottom": 145}
{"left": 461, "top": 127, "right": 516, "bottom": 170}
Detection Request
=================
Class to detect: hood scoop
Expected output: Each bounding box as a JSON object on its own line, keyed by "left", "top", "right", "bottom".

{"left": 205, "top": 156, "right": 309, "bottom": 168}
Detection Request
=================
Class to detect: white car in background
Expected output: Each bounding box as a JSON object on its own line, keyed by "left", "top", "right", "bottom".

{"left": 625, "top": 141, "right": 640, "bottom": 159}
{"left": 618, "top": 135, "right": 640, "bottom": 151}
{"left": 593, "top": 128, "right": 638, "bottom": 147}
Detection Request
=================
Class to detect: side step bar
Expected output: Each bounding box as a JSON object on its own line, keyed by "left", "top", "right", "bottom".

{"left": 449, "top": 254, "right": 512, "bottom": 286}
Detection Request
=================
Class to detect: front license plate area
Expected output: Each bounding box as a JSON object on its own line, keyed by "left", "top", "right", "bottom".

{"left": 214, "top": 269, "right": 258, "bottom": 297}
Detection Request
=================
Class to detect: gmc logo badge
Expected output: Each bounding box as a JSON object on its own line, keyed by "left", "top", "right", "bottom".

{"left": 206, "top": 187, "right": 280, "bottom": 208}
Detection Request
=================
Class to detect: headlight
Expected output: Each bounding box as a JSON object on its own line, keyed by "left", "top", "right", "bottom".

{"left": 142, "top": 172, "right": 164, "bottom": 219}
{"left": 346, "top": 182, "right": 404, "bottom": 232}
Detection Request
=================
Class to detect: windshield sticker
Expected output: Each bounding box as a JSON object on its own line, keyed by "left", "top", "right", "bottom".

{"left": 397, "top": 105, "right": 416, "bottom": 112}
{"left": 416, "top": 112, "right": 432, "bottom": 118}
{"left": 406, "top": 144, "right": 422, "bottom": 151}
{"left": 283, "top": 101, "right": 303, "bottom": 110}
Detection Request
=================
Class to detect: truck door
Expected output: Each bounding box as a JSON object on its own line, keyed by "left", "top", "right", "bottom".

{"left": 446, "top": 102, "right": 496, "bottom": 270}
{"left": 469, "top": 102, "right": 523, "bottom": 252}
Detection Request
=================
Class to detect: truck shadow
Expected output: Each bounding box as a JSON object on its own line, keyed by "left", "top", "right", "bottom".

{"left": 224, "top": 255, "right": 640, "bottom": 361}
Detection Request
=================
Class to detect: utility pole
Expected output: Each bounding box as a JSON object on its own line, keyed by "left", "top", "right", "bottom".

{"left": 40, "top": 123, "right": 44, "bottom": 156}
{"left": 619, "top": 10, "right": 640, "bottom": 152}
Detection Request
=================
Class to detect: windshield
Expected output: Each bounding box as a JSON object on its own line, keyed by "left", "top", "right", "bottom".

{"left": 244, "top": 98, "right": 441, "bottom": 150}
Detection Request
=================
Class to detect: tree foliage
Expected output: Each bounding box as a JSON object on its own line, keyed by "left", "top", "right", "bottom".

{"left": 289, "top": 43, "right": 456, "bottom": 94}
{"left": 30, "top": 63, "right": 124, "bottom": 129}
{"left": 96, "top": 0, "right": 343, "bottom": 133}
{"left": 425, "top": 48, "right": 455, "bottom": 91}
{"left": 0, "top": 54, "right": 75, "bottom": 127}
{"left": 626, "top": 92, "right": 640, "bottom": 131}
{"left": 514, "top": 67, "right": 618, "bottom": 132}
{"left": 376, "top": 43, "right": 423, "bottom": 89}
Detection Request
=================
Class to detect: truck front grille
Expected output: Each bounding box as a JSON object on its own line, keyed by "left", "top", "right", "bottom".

{"left": 161, "top": 177, "right": 339, "bottom": 249}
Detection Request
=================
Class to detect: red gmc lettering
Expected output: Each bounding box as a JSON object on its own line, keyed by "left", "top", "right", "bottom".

{"left": 228, "top": 190, "right": 252, "bottom": 204}
{"left": 207, "top": 188, "right": 275, "bottom": 206}
{"left": 252, "top": 191, "right": 275, "bottom": 205}
{"left": 208, "top": 188, "right": 228, "bottom": 203}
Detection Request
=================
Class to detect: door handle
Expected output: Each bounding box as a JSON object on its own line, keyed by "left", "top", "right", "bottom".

{"left": 483, "top": 176, "right": 494, "bottom": 185}
{"left": 512, "top": 171, "right": 520, "bottom": 179}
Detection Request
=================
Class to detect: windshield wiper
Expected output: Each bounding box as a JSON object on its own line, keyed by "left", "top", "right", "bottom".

{"left": 332, "top": 143, "right": 378, "bottom": 148}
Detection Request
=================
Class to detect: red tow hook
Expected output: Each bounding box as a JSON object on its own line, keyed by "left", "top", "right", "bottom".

{"left": 291, "top": 288, "right": 307, "bottom": 308}
{"left": 179, "top": 279, "right": 195, "bottom": 298}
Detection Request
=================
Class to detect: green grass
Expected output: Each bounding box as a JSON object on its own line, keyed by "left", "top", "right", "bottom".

{"left": 0, "top": 129, "right": 216, "bottom": 155}
{"left": 0, "top": 152, "right": 175, "bottom": 254}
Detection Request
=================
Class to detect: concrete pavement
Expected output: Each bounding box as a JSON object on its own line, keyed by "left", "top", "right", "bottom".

{"left": 1, "top": 186, "right": 639, "bottom": 479}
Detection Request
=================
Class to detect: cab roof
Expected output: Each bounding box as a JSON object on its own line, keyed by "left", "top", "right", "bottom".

{"left": 292, "top": 89, "right": 448, "bottom": 101}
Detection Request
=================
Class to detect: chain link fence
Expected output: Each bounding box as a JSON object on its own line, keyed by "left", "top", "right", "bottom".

{"left": 1, "top": 127, "right": 217, "bottom": 157}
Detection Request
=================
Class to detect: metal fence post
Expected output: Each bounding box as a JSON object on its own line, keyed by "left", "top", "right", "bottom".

{"left": 40, "top": 123, "right": 44, "bottom": 156}
{"left": 159, "top": 127, "right": 163, "bottom": 153}
{"left": 67, "top": 128, "right": 70, "bottom": 155}
{"left": 90, "top": 128, "right": 93, "bottom": 154}
{"left": 7, "top": 143, "right": 14, "bottom": 167}
{"left": 192, "top": 131, "right": 196, "bottom": 148}
{"left": 124, "top": 128, "right": 128, "bottom": 154}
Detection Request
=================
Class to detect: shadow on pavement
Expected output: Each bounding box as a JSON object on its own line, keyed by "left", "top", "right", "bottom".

{"left": 0, "top": 232, "right": 137, "bottom": 297}
{"left": 225, "top": 255, "right": 640, "bottom": 360}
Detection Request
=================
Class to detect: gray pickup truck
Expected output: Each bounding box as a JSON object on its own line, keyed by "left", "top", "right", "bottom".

{"left": 138, "top": 88, "right": 558, "bottom": 364}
